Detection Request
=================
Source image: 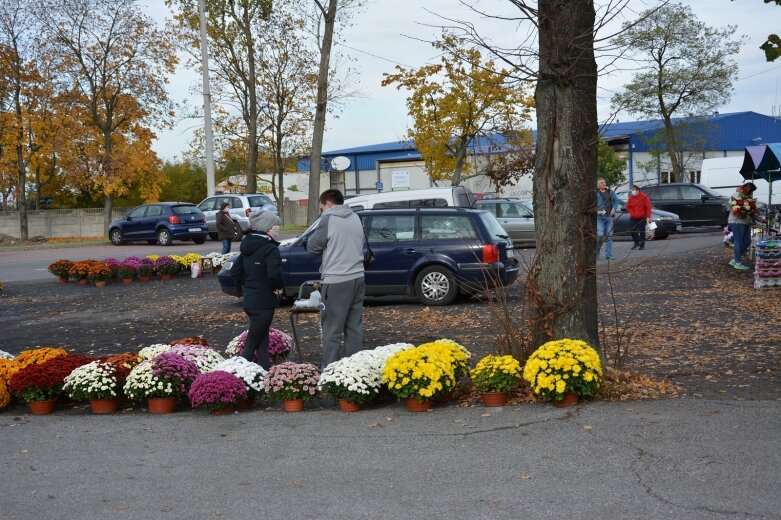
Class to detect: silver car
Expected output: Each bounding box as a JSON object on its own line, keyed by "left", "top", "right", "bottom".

{"left": 197, "top": 193, "right": 277, "bottom": 240}
{"left": 474, "top": 199, "right": 536, "bottom": 246}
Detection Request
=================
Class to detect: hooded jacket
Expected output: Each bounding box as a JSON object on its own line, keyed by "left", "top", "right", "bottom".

{"left": 240, "top": 232, "right": 283, "bottom": 310}
{"left": 306, "top": 204, "right": 364, "bottom": 284}
{"left": 626, "top": 191, "right": 652, "bottom": 219}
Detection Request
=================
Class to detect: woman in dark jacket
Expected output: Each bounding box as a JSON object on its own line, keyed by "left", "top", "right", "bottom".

{"left": 240, "top": 210, "right": 283, "bottom": 369}
{"left": 216, "top": 202, "right": 234, "bottom": 254}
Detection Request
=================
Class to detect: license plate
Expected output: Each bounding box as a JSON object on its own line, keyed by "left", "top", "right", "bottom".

{"left": 506, "top": 248, "right": 514, "bottom": 258}
{"left": 189, "top": 227, "right": 202, "bottom": 232}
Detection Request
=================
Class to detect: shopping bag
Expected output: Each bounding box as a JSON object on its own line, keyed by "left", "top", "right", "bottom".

{"left": 190, "top": 261, "right": 202, "bottom": 278}
{"left": 645, "top": 222, "right": 656, "bottom": 241}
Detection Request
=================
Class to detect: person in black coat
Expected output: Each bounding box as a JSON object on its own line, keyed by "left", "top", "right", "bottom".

{"left": 240, "top": 210, "right": 283, "bottom": 369}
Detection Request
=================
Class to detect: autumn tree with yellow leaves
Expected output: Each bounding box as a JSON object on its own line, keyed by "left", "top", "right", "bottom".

{"left": 382, "top": 35, "right": 534, "bottom": 187}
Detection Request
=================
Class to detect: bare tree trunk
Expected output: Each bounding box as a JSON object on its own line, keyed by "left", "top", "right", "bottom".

{"left": 245, "top": 22, "right": 259, "bottom": 194}
{"left": 307, "top": 0, "right": 338, "bottom": 224}
{"left": 660, "top": 114, "right": 683, "bottom": 182}
{"left": 450, "top": 138, "right": 470, "bottom": 186}
{"left": 528, "top": 0, "right": 600, "bottom": 352}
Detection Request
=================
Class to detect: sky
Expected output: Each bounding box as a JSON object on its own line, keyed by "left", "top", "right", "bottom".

{"left": 145, "top": 0, "right": 781, "bottom": 161}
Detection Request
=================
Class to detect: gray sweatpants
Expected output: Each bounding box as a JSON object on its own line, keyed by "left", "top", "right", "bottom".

{"left": 320, "top": 277, "right": 365, "bottom": 368}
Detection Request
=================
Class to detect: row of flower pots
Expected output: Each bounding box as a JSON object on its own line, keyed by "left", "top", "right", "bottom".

{"left": 1, "top": 335, "right": 604, "bottom": 415}
{"left": 46, "top": 252, "right": 233, "bottom": 286}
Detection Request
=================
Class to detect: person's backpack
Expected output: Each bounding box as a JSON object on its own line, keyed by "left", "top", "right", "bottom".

{"left": 217, "top": 253, "right": 244, "bottom": 297}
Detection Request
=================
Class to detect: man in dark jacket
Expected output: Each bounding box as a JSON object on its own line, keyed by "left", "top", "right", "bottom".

{"left": 306, "top": 189, "right": 365, "bottom": 368}
{"left": 240, "top": 210, "right": 283, "bottom": 369}
{"left": 216, "top": 202, "right": 234, "bottom": 254}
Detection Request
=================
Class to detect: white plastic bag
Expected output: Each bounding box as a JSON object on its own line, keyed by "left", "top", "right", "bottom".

{"left": 190, "top": 261, "right": 202, "bottom": 278}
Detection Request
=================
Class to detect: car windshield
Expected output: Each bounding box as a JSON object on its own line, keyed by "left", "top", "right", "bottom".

{"left": 478, "top": 212, "right": 510, "bottom": 240}
{"left": 172, "top": 205, "right": 201, "bottom": 215}
{"left": 248, "top": 195, "right": 273, "bottom": 207}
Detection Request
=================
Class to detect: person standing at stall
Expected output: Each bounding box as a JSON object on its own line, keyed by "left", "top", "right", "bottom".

{"left": 216, "top": 202, "right": 234, "bottom": 254}
{"left": 306, "top": 189, "right": 366, "bottom": 368}
{"left": 596, "top": 177, "right": 621, "bottom": 260}
{"left": 626, "top": 185, "right": 652, "bottom": 250}
{"left": 728, "top": 181, "right": 765, "bottom": 270}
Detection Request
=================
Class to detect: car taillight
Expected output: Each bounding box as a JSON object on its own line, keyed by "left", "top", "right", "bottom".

{"left": 168, "top": 215, "right": 180, "bottom": 224}
{"left": 245, "top": 208, "right": 251, "bottom": 217}
{"left": 482, "top": 244, "right": 499, "bottom": 263}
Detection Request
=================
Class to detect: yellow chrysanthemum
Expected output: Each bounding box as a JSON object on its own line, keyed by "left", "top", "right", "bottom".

{"left": 522, "top": 339, "right": 602, "bottom": 402}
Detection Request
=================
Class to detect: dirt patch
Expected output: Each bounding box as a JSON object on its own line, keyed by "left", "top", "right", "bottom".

{"left": 1, "top": 243, "right": 778, "bottom": 402}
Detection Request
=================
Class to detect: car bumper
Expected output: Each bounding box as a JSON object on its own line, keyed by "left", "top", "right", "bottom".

{"left": 170, "top": 224, "right": 208, "bottom": 240}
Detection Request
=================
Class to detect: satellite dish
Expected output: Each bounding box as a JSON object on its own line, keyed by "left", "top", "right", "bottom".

{"left": 330, "top": 156, "right": 351, "bottom": 171}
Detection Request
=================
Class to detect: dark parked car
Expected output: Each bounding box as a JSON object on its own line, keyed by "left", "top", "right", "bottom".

{"left": 639, "top": 183, "right": 729, "bottom": 227}
{"left": 108, "top": 202, "right": 208, "bottom": 246}
{"left": 220, "top": 207, "right": 519, "bottom": 306}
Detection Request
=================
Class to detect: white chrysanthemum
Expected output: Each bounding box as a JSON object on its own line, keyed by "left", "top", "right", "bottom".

{"left": 124, "top": 360, "right": 175, "bottom": 399}
{"left": 0, "top": 349, "right": 14, "bottom": 360}
{"left": 63, "top": 361, "right": 118, "bottom": 400}
{"left": 318, "top": 344, "right": 414, "bottom": 399}
{"left": 211, "top": 357, "right": 266, "bottom": 393}
{"left": 138, "top": 344, "right": 174, "bottom": 360}
{"left": 167, "top": 345, "right": 224, "bottom": 373}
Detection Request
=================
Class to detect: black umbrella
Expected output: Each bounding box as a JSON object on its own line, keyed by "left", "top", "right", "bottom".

{"left": 739, "top": 143, "right": 781, "bottom": 232}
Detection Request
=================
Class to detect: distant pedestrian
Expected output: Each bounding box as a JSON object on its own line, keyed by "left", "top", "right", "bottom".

{"left": 728, "top": 180, "right": 765, "bottom": 270}
{"left": 306, "top": 189, "right": 366, "bottom": 368}
{"left": 216, "top": 202, "right": 234, "bottom": 254}
{"left": 596, "top": 177, "right": 621, "bottom": 260}
{"left": 240, "top": 211, "right": 284, "bottom": 369}
{"left": 626, "top": 185, "right": 652, "bottom": 250}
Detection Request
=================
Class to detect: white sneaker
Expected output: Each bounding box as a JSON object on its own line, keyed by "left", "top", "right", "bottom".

{"left": 728, "top": 259, "right": 736, "bottom": 267}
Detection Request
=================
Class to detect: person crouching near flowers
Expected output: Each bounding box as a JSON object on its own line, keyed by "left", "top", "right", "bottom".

{"left": 728, "top": 180, "right": 766, "bottom": 271}
{"left": 240, "top": 211, "right": 284, "bottom": 370}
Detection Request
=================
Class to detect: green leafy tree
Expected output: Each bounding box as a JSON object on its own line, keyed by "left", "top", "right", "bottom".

{"left": 382, "top": 34, "right": 533, "bottom": 186}
{"left": 759, "top": 0, "right": 781, "bottom": 61}
{"left": 597, "top": 140, "right": 627, "bottom": 188}
{"left": 158, "top": 161, "right": 206, "bottom": 203}
{"left": 611, "top": 3, "right": 743, "bottom": 182}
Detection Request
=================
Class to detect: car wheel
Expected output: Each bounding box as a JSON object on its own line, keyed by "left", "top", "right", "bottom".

{"left": 209, "top": 233, "right": 218, "bottom": 240}
{"left": 193, "top": 237, "right": 206, "bottom": 244}
{"left": 231, "top": 221, "right": 242, "bottom": 241}
{"left": 109, "top": 229, "right": 124, "bottom": 246}
{"left": 415, "top": 266, "right": 458, "bottom": 306}
{"left": 157, "top": 228, "right": 173, "bottom": 246}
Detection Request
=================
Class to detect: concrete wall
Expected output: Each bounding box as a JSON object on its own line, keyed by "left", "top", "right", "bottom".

{"left": 0, "top": 203, "right": 312, "bottom": 239}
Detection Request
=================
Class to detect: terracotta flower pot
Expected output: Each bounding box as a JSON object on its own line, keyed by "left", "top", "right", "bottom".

{"left": 338, "top": 399, "right": 361, "bottom": 412}
{"left": 160, "top": 273, "right": 172, "bottom": 281}
{"left": 89, "top": 398, "right": 120, "bottom": 414}
{"left": 58, "top": 277, "right": 69, "bottom": 284}
{"left": 147, "top": 397, "right": 178, "bottom": 414}
{"left": 138, "top": 275, "right": 151, "bottom": 282}
{"left": 553, "top": 392, "right": 579, "bottom": 408}
{"left": 121, "top": 278, "right": 133, "bottom": 285}
{"left": 78, "top": 278, "right": 89, "bottom": 285}
{"left": 210, "top": 406, "right": 234, "bottom": 415}
{"left": 95, "top": 280, "right": 107, "bottom": 288}
{"left": 28, "top": 399, "right": 57, "bottom": 415}
{"left": 480, "top": 391, "right": 509, "bottom": 407}
{"left": 282, "top": 398, "right": 304, "bottom": 412}
{"left": 405, "top": 397, "right": 431, "bottom": 413}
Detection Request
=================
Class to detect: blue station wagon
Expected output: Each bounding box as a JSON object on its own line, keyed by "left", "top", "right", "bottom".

{"left": 220, "top": 207, "right": 520, "bottom": 305}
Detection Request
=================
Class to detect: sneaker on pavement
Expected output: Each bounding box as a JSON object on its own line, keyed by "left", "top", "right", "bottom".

{"left": 728, "top": 259, "right": 737, "bottom": 267}
{"left": 606, "top": 254, "right": 615, "bottom": 260}
{"left": 733, "top": 262, "right": 750, "bottom": 271}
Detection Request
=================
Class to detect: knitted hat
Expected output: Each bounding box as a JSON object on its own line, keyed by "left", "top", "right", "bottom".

{"left": 249, "top": 210, "right": 280, "bottom": 232}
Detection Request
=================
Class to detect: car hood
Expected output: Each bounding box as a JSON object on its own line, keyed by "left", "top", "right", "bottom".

{"left": 651, "top": 207, "right": 681, "bottom": 219}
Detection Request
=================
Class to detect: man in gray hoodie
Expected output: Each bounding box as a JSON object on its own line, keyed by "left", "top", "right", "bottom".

{"left": 306, "top": 189, "right": 366, "bottom": 367}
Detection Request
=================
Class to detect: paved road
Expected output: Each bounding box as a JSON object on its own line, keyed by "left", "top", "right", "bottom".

{"left": 0, "top": 230, "right": 724, "bottom": 284}
{"left": 1, "top": 398, "right": 778, "bottom": 520}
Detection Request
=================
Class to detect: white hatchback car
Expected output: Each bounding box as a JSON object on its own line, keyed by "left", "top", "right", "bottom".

{"left": 197, "top": 193, "right": 277, "bottom": 241}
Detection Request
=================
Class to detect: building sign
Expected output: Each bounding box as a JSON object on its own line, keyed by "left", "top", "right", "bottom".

{"left": 391, "top": 170, "right": 410, "bottom": 189}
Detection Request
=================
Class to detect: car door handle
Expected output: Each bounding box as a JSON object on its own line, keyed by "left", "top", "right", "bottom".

{"left": 404, "top": 248, "right": 418, "bottom": 255}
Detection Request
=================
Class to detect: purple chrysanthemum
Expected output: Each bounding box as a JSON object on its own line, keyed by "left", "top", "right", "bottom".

{"left": 189, "top": 371, "right": 247, "bottom": 409}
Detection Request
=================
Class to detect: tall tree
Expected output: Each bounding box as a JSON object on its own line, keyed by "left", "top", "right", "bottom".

{"left": 597, "top": 139, "right": 627, "bottom": 188}
{"left": 382, "top": 34, "right": 533, "bottom": 186}
{"left": 39, "top": 0, "right": 177, "bottom": 235}
{"left": 169, "top": 0, "right": 273, "bottom": 194}
{"left": 611, "top": 3, "right": 743, "bottom": 182}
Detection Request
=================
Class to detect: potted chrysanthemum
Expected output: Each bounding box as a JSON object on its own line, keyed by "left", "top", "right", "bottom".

{"left": 8, "top": 353, "right": 92, "bottom": 414}
{"left": 48, "top": 259, "right": 74, "bottom": 283}
{"left": 264, "top": 362, "right": 320, "bottom": 412}
{"left": 166, "top": 345, "right": 224, "bottom": 373}
{"left": 416, "top": 339, "right": 471, "bottom": 402}
{"left": 211, "top": 357, "right": 266, "bottom": 409}
{"left": 137, "top": 258, "right": 154, "bottom": 282}
{"left": 522, "top": 339, "right": 603, "bottom": 407}
{"left": 318, "top": 356, "right": 379, "bottom": 412}
{"left": 124, "top": 352, "right": 199, "bottom": 413}
{"left": 68, "top": 260, "right": 92, "bottom": 285}
{"left": 154, "top": 256, "right": 180, "bottom": 279}
{"left": 381, "top": 345, "right": 456, "bottom": 412}
{"left": 225, "top": 328, "right": 292, "bottom": 361}
{"left": 189, "top": 370, "right": 247, "bottom": 415}
{"left": 87, "top": 262, "right": 113, "bottom": 287}
{"left": 63, "top": 361, "right": 123, "bottom": 413}
{"left": 470, "top": 354, "right": 523, "bottom": 407}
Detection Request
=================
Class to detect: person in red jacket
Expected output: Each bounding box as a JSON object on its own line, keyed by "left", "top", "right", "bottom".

{"left": 626, "top": 184, "right": 652, "bottom": 250}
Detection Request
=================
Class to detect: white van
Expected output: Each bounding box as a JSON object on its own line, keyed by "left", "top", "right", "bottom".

{"left": 344, "top": 186, "right": 476, "bottom": 211}
{"left": 701, "top": 157, "right": 779, "bottom": 206}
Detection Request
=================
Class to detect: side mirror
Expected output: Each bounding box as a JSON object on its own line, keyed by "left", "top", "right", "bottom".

{"left": 701, "top": 195, "right": 710, "bottom": 202}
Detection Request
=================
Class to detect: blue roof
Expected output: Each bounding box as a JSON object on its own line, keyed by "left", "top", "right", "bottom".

{"left": 298, "top": 111, "right": 781, "bottom": 171}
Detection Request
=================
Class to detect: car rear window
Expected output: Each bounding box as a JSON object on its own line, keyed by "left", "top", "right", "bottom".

{"left": 478, "top": 212, "right": 511, "bottom": 240}
{"left": 172, "top": 205, "right": 201, "bottom": 215}
{"left": 248, "top": 195, "right": 272, "bottom": 207}
{"left": 420, "top": 215, "right": 477, "bottom": 240}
